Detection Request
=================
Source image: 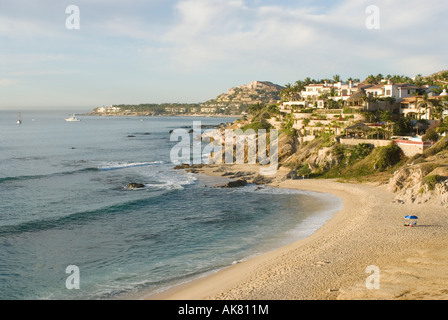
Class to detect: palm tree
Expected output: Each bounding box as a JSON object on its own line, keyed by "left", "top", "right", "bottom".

{"left": 302, "top": 117, "right": 311, "bottom": 127}
{"left": 375, "top": 74, "right": 384, "bottom": 83}
{"left": 430, "top": 99, "right": 443, "bottom": 120}
{"left": 416, "top": 94, "right": 443, "bottom": 120}
{"left": 248, "top": 103, "right": 264, "bottom": 115}
{"left": 416, "top": 93, "right": 429, "bottom": 120}
{"left": 366, "top": 74, "right": 377, "bottom": 84}
{"left": 333, "top": 74, "right": 342, "bottom": 83}
{"left": 280, "top": 84, "right": 293, "bottom": 101}
{"left": 414, "top": 74, "right": 425, "bottom": 86}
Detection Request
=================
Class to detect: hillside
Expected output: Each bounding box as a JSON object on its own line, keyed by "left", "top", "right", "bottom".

{"left": 206, "top": 81, "right": 284, "bottom": 106}
{"left": 89, "top": 81, "right": 284, "bottom": 116}
{"left": 219, "top": 105, "right": 448, "bottom": 207}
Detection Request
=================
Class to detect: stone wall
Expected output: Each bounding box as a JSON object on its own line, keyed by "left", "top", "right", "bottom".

{"left": 394, "top": 140, "right": 435, "bottom": 157}
{"left": 339, "top": 138, "right": 392, "bottom": 148}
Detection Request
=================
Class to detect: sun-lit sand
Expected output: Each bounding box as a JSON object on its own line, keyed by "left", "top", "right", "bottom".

{"left": 147, "top": 164, "right": 448, "bottom": 300}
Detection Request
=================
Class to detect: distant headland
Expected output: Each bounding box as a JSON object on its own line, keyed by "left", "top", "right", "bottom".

{"left": 86, "top": 81, "right": 284, "bottom": 117}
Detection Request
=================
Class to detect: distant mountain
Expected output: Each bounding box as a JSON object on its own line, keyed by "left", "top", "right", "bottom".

{"left": 205, "top": 81, "right": 285, "bottom": 106}
{"left": 89, "top": 81, "right": 285, "bottom": 116}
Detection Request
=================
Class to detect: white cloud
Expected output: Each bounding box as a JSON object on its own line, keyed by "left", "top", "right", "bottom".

{"left": 0, "top": 15, "right": 61, "bottom": 38}
{"left": 160, "top": 0, "right": 323, "bottom": 71}
{"left": 155, "top": 0, "right": 447, "bottom": 77}
{"left": 0, "top": 0, "right": 446, "bottom": 107}
{"left": 0, "top": 78, "right": 18, "bottom": 86}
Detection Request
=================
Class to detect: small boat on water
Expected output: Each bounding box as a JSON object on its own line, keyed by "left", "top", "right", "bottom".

{"left": 65, "top": 114, "right": 81, "bottom": 122}
{"left": 17, "top": 113, "right": 22, "bottom": 124}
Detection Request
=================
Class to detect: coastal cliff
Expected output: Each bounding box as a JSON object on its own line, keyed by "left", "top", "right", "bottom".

{"left": 210, "top": 81, "right": 284, "bottom": 106}
{"left": 88, "top": 81, "right": 284, "bottom": 117}
{"left": 206, "top": 107, "right": 448, "bottom": 207}
{"left": 388, "top": 138, "right": 448, "bottom": 206}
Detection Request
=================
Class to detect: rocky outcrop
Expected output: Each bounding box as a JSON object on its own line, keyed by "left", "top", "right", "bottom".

{"left": 127, "top": 183, "right": 145, "bottom": 189}
{"left": 388, "top": 165, "right": 448, "bottom": 206}
{"left": 285, "top": 139, "right": 343, "bottom": 174}
{"left": 277, "top": 134, "right": 297, "bottom": 162}
{"left": 252, "top": 175, "right": 273, "bottom": 185}
{"left": 209, "top": 81, "right": 284, "bottom": 106}
{"left": 307, "top": 147, "right": 341, "bottom": 172}
{"left": 216, "top": 179, "right": 248, "bottom": 188}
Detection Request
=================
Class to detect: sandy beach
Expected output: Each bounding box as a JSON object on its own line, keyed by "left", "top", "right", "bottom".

{"left": 148, "top": 164, "right": 448, "bottom": 300}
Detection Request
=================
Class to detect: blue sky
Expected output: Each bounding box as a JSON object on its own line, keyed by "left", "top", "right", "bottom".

{"left": 0, "top": 0, "right": 447, "bottom": 110}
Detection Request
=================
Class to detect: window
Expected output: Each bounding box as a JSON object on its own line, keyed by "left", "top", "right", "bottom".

{"left": 386, "top": 90, "right": 391, "bottom": 95}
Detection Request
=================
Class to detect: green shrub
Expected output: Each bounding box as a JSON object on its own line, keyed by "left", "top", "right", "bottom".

{"left": 422, "top": 128, "right": 439, "bottom": 142}
{"left": 423, "top": 136, "right": 448, "bottom": 157}
{"left": 352, "top": 143, "right": 374, "bottom": 160}
{"left": 240, "top": 121, "right": 272, "bottom": 131}
{"left": 281, "top": 127, "right": 297, "bottom": 137}
{"left": 423, "top": 174, "right": 442, "bottom": 191}
{"left": 297, "top": 165, "right": 312, "bottom": 176}
{"left": 343, "top": 107, "right": 358, "bottom": 114}
{"left": 374, "top": 144, "right": 403, "bottom": 171}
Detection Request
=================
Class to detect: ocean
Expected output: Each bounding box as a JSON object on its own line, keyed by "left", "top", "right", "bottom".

{"left": 0, "top": 110, "right": 342, "bottom": 300}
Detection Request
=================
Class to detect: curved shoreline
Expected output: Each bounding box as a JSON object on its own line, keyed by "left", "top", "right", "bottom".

{"left": 147, "top": 165, "right": 448, "bottom": 300}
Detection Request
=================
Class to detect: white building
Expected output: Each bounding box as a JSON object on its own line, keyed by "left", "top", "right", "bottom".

{"left": 279, "top": 101, "right": 309, "bottom": 113}
{"left": 201, "top": 107, "right": 217, "bottom": 113}
{"left": 96, "top": 106, "right": 121, "bottom": 113}
{"left": 365, "top": 82, "right": 421, "bottom": 100}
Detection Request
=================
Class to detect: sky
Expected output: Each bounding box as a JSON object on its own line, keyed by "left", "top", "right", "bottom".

{"left": 0, "top": 0, "right": 447, "bottom": 110}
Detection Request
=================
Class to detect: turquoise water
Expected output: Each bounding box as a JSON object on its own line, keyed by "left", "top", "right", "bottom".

{"left": 0, "top": 111, "right": 341, "bottom": 300}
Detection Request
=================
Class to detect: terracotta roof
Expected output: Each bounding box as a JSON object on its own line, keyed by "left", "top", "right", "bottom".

{"left": 365, "top": 84, "right": 384, "bottom": 90}
{"left": 401, "top": 96, "right": 418, "bottom": 101}
{"left": 345, "top": 122, "right": 372, "bottom": 131}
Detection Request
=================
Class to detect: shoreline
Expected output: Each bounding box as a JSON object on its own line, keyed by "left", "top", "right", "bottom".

{"left": 147, "top": 164, "right": 448, "bottom": 300}
{"left": 83, "top": 113, "right": 242, "bottom": 118}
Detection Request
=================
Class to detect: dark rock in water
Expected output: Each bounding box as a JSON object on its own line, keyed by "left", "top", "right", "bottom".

{"left": 127, "top": 183, "right": 145, "bottom": 189}
{"left": 202, "top": 124, "right": 219, "bottom": 129}
{"left": 227, "top": 179, "right": 248, "bottom": 188}
{"left": 286, "top": 170, "right": 298, "bottom": 180}
{"left": 173, "top": 164, "right": 204, "bottom": 170}
{"left": 174, "top": 163, "right": 191, "bottom": 170}
{"left": 127, "top": 135, "right": 136, "bottom": 138}
{"left": 233, "top": 171, "right": 252, "bottom": 178}
{"left": 216, "top": 179, "right": 248, "bottom": 188}
{"left": 252, "top": 175, "right": 273, "bottom": 185}
{"left": 143, "top": 132, "right": 151, "bottom": 135}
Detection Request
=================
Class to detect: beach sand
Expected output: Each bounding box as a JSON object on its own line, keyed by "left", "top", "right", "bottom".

{"left": 147, "top": 164, "right": 448, "bottom": 300}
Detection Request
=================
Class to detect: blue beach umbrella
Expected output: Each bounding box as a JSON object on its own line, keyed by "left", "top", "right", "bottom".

{"left": 404, "top": 215, "right": 418, "bottom": 227}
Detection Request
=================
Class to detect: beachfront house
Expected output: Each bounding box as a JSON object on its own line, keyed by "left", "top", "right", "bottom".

{"left": 201, "top": 107, "right": 217, "bottom": 113}
{"left": 96, "top": 106, "right": 121, "bottom": 113}
{"left": 399, "top": 89, "right": 448, "bottom": 120}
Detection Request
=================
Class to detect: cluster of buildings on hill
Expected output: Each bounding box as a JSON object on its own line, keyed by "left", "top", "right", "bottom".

{"left": 274, "top": 80, "right": 448, "bottom": 157}
{"left": 279, "top": 80, "right": 447, "bottom": 120}
{"left": 94, "top": 105, "right": 241, "bottom": 115}
{"left": 93, "top": 81, "right": 283, "bottom": 116}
